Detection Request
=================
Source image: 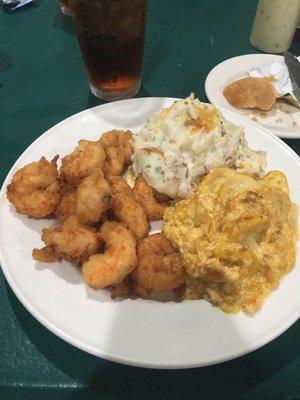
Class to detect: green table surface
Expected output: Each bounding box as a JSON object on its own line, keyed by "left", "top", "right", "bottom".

{"left": 1, "top": 1, "right": 300, "bottom": 399}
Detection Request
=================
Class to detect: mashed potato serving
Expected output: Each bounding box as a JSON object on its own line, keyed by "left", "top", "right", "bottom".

{"left": 163, "top": 168, "right": 298, "bottom": 314}
{"left": 132, "top": 94, "right": 266, "bottom": 198}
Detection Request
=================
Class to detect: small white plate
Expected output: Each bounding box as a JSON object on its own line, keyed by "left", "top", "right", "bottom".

{"left": 0, "top": 97, "right": 300, "bottom": 369}
{"left": 205, "top": 54, "right": 300, "bottom": 139}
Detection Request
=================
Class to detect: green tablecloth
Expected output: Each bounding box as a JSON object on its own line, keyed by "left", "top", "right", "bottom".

{"left": 1, "top": 1, "right": 299, "bottom": 399}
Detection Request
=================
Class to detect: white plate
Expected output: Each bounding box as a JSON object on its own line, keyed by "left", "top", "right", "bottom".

{"left": 205, "top": 54, "right": 300, "bottom": 139}
{"left": 0, "top": 97, "right": 300, "bottom": 369}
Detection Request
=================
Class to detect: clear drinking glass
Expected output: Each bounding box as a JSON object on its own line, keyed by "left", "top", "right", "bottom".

{"left": 72, "top": 0, "right": 148, "bottom": 101}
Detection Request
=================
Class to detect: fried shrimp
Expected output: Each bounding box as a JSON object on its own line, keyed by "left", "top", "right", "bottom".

{"left": 133, "top": 175, "right": 171, "bottom": 220}
{"left": 32, "top": 245, "right": 59, "bottom": 263}
{"left": 6, "top": 156, "right": 61, "bottom": 219}
{"left": 109, "top": 176, "right": 149, "bottom": 239}
{"left": 60, "top": 140, "right": 106, "bottom": 185}
{"left": 75, "top": 170, "right": 112, "bottom": 225}
{"left": 100, "top": 130, "right": 133, "bottom": 163}
{"left": 32, "top": 215, "right": 100, "bottom": 265}
{"left": 82, "top": 221, "right": 137, "bottom": 289}
{"left": 131, "top": 233, "right": 185, "bottom": 297}
{"left": 99, "top": 130, "right": 133, "bottom": 177}
{"left": 102, "top": 146, "right": 126, "bottom": 177}
{"left": 54, "top": 191, "right": 77, "bottom": 222}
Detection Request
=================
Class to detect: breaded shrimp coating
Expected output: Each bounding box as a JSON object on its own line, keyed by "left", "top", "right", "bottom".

{"left": 102, "top": 146, "right": 126, "bottom": 177}
{"left": 109, "top": 176, "right": 149, "bottom": 239}
{"left": 131, "top": 233, "right": 185, "bottom": 297}
{"left": 133, "top": 175, "right": 171, "bottom": 220}
{"left": 60, "top": 140, "right": 106, "bottom": 185}
{"left": 100, "top": 130, "right": 133, "bottom": 163}
{"left": 82, "top": 221, "right": 137, "bottom": 289}
{"left": 6, "top": 156, "right": 61, "bottom": 219}
{"left": 99, "top": 130, "right": 133, "bottom": 177}
{"left": 75, "top": 170, "right": 112, "bottom": 225}
{"left": 32, "top": 215, "right": 100, "bottom": 265}
{"left": 54, "top": 191, "right": 77, "bottom": 223}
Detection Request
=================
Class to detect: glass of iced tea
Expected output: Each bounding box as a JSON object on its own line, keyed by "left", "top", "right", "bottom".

{"left": 73, "top": 0, "right": 148, "bottom": 101}
{"left": 60, "top": 0, "right": 72, "bottom": 16}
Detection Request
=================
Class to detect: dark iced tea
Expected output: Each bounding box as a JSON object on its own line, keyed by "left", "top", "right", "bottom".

{"left": 73, "top": 0, "right": 148, "bottom": 101}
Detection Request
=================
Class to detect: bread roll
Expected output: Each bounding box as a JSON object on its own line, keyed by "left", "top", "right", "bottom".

{"left": 223, "top": 77, "right": 277, "bottom": 111}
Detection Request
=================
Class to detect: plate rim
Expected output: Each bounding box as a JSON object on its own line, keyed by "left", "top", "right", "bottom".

{"left": 0, "top": 96, "right": 299, "bottom": 369}
{"left": 204, "top": 53, "right": 300, "bottom": 139}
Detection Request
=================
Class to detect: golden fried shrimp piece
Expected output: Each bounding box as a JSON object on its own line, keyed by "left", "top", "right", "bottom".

{"left": 32, "top": 245, "right": 60, "bottom": 263}
{"left": 82, "top": 221, "right": 137, "bottom": 289}
{"left": 75, "top": 170, "right": 112, "bottom": 225}
{"left": 109, "top": 176, "right": 149, "bottom": 239}
{"left": 111, "top": 279, "right": 130, "bottom": 299}
{"left": 133, "top": 175, "right": 171, "bottom": 220}
{"left": 131, "top": 233, "right": 185, "bottom": 297}
{"left": 100, "top": 130, "right": 133, "bottom": 163}
{"left": 6, "top": 156, "right": 61, "bottom": 219}
{"left": 32, "top": 215, "right": 100, "bottom": 265}
{"left": 60, "top": 140, "right": 106, "bottom": 185}
{"left": 99, "top": 130, "right": 133, "bottom": 177}
{"left": 54, "top": 191, "right": 77, "bottom": 222}
{"left": 102, "top": 146, "right": 126, "bottom": 177}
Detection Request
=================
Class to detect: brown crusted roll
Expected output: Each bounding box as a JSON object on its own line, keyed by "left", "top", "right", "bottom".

{"left": 223, "top": 77, "right": 277, "bottom": 111}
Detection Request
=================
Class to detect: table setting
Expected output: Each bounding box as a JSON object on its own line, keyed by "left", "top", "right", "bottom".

{"left": 0, "top": 0, "right": 300, "bottom": 399}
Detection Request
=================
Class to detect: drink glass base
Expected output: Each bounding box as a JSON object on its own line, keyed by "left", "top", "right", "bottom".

{"left": 61, "top": 6, "right": 72, "bottom": 16}
{"left": 89, "top": 80, "right": 141, "bottom": 101}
